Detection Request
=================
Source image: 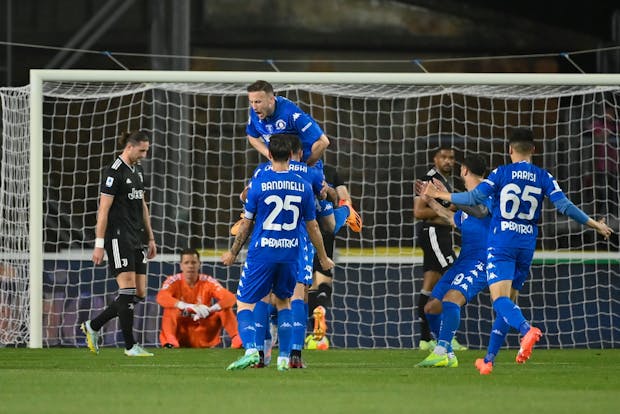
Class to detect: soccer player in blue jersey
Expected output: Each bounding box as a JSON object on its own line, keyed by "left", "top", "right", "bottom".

{"left": 424, "top": 128, "right": 613, "bottom": 374}
{"left": 414, "top": 154, "right": 494, "bottom": 368}
{"left": 246, "top": 80, "right": 329, "bottom": 168}
{"left": 221, "top": 134, "right": 334, "bottom": 371}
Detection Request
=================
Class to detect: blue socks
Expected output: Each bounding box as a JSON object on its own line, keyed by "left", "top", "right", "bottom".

{"left": 237, "top": 309, "right": 256, "bottom": 350}
{"left": 277, "top": 308, "right": 293, "bottom": 358}
{"left": 492, "top": 296, "right": 529, "bottom": 335}
{"left": 291, "top": 299, "right": 307, "bottom": 351}
{"left": 438, "top": 301, "right": 460, "bottom": 346}
{"left": 484, "top": 316, "right": 511, "bottom": 364}
{"left": 425, "top": 312, "right": 441, "bottom": 340}
{"left": 333, "top": 206, "right": 349, "bottom": 234}
{"left": 253, "top": 301, "right": 270, "bottom": 351}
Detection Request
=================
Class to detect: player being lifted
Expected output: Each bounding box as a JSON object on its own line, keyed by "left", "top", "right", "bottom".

{"left": 221, "top": 134, "right": 334, "bottom": 371}
{"left": 424, "top": 127, "right": 613, "bottom": 374}
{"left": 238, "top": 79, "right": 361, "bottom": 234}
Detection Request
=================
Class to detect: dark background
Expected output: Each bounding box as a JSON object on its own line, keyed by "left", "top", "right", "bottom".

{"left": 2, "top": 0, "right": 620, "bottom": 87}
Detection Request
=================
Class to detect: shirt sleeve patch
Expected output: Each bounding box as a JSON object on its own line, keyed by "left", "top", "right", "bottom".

{"left": 105, "top": 176, "right": 114, "bottom": 187}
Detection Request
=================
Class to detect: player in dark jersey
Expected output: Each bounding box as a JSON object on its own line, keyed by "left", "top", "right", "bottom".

{"left": 413, "top": 146, "right": 466, "bottom": 351}
{"left": 80, "top": 130, "right": 157, "bottom": 357}
{"left": 221, "top": 134, "right": 334, "bottom": 371}
{"left": 425, "top": 127, "right": 613, "bottom": 374}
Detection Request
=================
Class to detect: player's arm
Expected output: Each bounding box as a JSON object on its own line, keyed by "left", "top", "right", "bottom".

{"left": 221, "top": 217, "right": 253, "bottom": 265}
{"left": 306, "top": 219, "right": 335, "bottom": 271}
{"left": 247, "top": 135, "right": 270, "bottom": 160}
{"left": 553, "top": 197, "right": 613, "bottom": 239}
{"left": 92, "top": 194, "right": 113, "bottom": 265}
{"left": 156, "top": 277, "right": 183, "bottom": 308}
{"left": 208, "top": 280, "right": 236, "bottom": 310}
{"left": 425, "top": 197, "right": 455, "bottom": 227}
{"left": 142, "top": 198, "right": 157, "bottom": 259}
{"left": 413, "top": 194, "right": 439, "bottom": 220}
{"left": 306, "top": 134, "right": 330, "bottom": 167}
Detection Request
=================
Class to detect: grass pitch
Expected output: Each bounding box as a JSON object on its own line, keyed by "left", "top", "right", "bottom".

{"left": 0, "top": 347, "right": 617, "bottom": 414}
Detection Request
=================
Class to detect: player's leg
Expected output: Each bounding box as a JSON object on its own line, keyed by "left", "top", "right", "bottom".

{"left": 159, "top": 308, "right": 181, "bottom": 348}
{"left": 226, "top": 300, "right": 260, "bottom": 370}
{"left": 252, "top": 296, "right": 271, "bottom": 366}
{"left": 227, "top": 260, "right": 270, "bottom": 370}
{"left": 308, "top": 229, "right": 334, "bottom": 341}
{"left": 219, "top": 307, "right": 242, "bottom": 348}
{"left": 418, "top": 224, "right": 455, "bottom": 349}
{"left": 188, "top": 315, "right": 223, "bottom": 348}
{"left": 290, "top": 237, "right": 314, "bottom": 367}
{"left": 271, "top": 262, "right": 298, "bottom": 372}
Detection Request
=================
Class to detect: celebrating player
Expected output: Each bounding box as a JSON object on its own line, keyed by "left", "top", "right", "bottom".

{"left": 246, "top": 80, "right": 329, "bottom": 168}
{"left": 415, "top": 154, "right": 493, "bottom": 368}
{"left": 424, "top": 127, "right": 613, "bottom": 374}
{"left": 221, "top": 134, "right": 334, "bottom": 371}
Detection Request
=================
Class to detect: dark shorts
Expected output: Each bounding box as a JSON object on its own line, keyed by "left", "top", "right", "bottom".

{"left": 105, "top": 237, "right": 147, "bottom": 277}
{"left": 419, "top": 224, "right": 456, "bottom": 272}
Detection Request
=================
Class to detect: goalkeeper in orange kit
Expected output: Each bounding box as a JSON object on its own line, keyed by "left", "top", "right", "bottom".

{"left": 157, "top": 248, "right": 242, "bottom": 348}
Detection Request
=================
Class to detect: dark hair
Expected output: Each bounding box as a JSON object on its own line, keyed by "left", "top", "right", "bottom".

{"left": 509, "top": 127, "right": 535, "bottom": 153}
{"left": 269, "top": 134, "right": 293, "bottom": 162}
{"left": 247, "top": 80, "right": 274, "bottom": 95}
{"left": 180, "top": 248, "right": 200, "bottom": 261}
{"left": 433, "top": 145, "right": 455, "bottom": 157}
{"left": 461, "top": 154, "right": 487, "bottom": 177}
{"left": 119, "top": 130, "right": 149, "bottom": 147}
{"left": 288, "top": 134, "right": 302, "bottom": 153}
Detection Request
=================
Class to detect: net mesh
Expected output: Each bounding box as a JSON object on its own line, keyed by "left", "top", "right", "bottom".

{"left": 1, "top": 80, "right": 618, "bottom": 348}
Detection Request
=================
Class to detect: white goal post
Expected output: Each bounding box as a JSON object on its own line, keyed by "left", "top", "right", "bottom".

{"left": 18, "top": 70, "right": 620, "bottom": 348}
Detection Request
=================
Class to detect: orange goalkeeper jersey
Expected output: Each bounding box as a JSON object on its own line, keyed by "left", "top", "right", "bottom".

{"left": 156, "top": 273, "right": 236, "bottom": 310}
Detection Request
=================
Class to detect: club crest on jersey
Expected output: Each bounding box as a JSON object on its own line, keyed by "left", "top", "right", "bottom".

{"left": 275, "top": 119, "right": 286, "bottom": 130}
{"left": 128, "top": 188, "right": 144, "bottom": 200}
{"left": 105, "top": 176, "right": 114, "bottom": 187}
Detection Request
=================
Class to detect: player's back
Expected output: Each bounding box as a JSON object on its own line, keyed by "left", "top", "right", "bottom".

{"left": 484, "top": 160, "right": 563, "bottom": 249}
{"left": 455, "top": 207, "right": 491, "bottom": 262}
{"left": 245, "top": 168, "right": 315, "bottom": 263}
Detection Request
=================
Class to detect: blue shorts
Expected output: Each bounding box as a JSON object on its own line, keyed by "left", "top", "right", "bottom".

{"left": 236, "top": 260, "right": 297, "bottom": 304}
{"left": 431, "top": 258, "right": 487, "bottom": 303}
{"left": 297, "top": 235, "right": 315, "bottom": 285}
{"left": 485, "top": 246, "right": 534, "bottom": 291}
{"left": 316, "top": 199, "right": 334, "bottom": 218}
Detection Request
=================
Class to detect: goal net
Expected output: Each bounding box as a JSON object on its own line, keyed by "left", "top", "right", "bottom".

{"left": 2, "top": 72, "right": 619, "bottom": 349}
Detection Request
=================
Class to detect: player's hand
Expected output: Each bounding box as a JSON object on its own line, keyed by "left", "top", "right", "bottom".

{"left": 595, "top": 218, "right": 613, "bottom": 240}
{"left": 147, "top": 239, "right": 157, "bottom": 259}
{"left": 319, "top": 256, "right": 335, "bottom": 272}
{"left": 221, "top": 251, "right": 236, "bottom": 266}
{"left": 414, "top": 179, "right": 429, "bottom": 199}
{"left": 423, "top": 181, "right": 439, "bottom": 198}
{"left": 430, "top": 178, "right": 448, "bottom": 193}
{"left": 192, "top": 304, "right": 211, "bottom": 321}
{"left": 92, "top": 248, "right": 105, "bottom": 265}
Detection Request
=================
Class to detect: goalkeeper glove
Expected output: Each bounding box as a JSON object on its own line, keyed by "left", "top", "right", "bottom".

{"left": 192, "top": 304, "right": 211, "bottom": 321}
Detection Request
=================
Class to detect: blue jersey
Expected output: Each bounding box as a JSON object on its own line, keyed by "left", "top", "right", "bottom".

{"left": 453, "top": 204, "right": 491, "bottom": 262}
{"left": 246, "top": 96, "right": 325, "bottom": 166}
{"left": 477, "top": 161, "right": 564, "bottom": 250}
{"left": 252, "top": 160, "right": 324, "bottom": 199}
{"left": 244, "top": 168, "right": 317, "bottom": 263}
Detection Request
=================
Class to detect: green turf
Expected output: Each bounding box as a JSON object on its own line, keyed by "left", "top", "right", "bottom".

{"left": 0, "top": 348, "right": 617, "bottom": 414}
